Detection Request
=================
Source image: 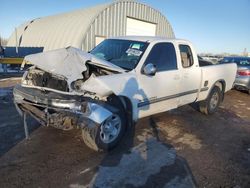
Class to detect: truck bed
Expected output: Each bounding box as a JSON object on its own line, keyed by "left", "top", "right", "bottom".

{"left": 198, "top": 63, "right": 237, "bottom": 101}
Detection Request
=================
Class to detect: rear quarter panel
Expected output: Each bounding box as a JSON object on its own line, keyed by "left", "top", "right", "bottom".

{"left": 197, "top": 63, "right": 237, "bottom": 101}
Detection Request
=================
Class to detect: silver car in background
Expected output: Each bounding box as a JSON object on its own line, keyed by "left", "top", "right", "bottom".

{"left": 220, "top": 57, "right": 250, "bottom": 94}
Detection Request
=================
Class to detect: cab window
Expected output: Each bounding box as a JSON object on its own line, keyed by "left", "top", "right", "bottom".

{"left": 179, "top": 45, "right": 194, "bottom": 68}
{"left": 144, "top": 43, "right": 177, "bottom": 72}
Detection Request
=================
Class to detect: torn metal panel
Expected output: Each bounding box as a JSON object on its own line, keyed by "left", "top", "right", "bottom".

{"left": 14, "top": 85, "right": 113, "bottom": 127}
{"left": 81, "top": 71, "right": 142, "bottom": 109}
{"left": 80, "top": 74, "right": 113, "bottom": 98}
{"left": 23, "top": 47, "right": 88, "bottom": 84}
{"left": 23, "top": 47, "right": 125, "bottom": 85}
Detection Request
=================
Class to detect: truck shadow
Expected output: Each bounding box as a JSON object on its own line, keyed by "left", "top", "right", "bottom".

{"left": 80, "top": 77, "right": 196, "bottom": 187}
{"left": 82, "top": 117, "right": 197, "bottom": 188}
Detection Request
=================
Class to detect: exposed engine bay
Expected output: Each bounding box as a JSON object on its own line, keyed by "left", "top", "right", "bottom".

{"left": 24, "top": 67, "right": 69, "bottom": 92}
{"left": 24, "top": 63, "right": 116, "bottom": 93}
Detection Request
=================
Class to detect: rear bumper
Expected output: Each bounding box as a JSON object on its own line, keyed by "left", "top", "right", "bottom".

{"left": 234, "top": 76, "right": 250, "bottom": 91}
{"left": 13, "top": 84, "right": 114, "bottom": 129}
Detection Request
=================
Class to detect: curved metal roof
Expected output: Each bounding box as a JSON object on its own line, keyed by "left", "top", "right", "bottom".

{"left": 7, "top": 0, "right": 175, "bottom": 51}
{"left": 7, "top": 3, "right": 109, "bottom": 51}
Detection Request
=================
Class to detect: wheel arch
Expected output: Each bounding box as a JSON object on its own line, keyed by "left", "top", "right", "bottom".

{"left": 215, "top": 79, "right": 226, "bottom": 93}
{"left": 208, "top": 79, "right": 226, "bottom": 101}
{"left": 118, "top": 95, "right": 134, "bottom": 127}
{"left": 107, "top": 94, "right": 134, "bottom": 128}
{"left": 199, "top": 80, "right": 225, "bottom": 115}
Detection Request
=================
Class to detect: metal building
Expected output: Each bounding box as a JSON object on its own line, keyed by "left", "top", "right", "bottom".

{"left": 7, "top": 0, "right": 175, "bottom": 52}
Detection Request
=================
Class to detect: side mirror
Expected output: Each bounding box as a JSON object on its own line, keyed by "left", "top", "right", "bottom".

{"left": 143, "top": 63, "right": 156, "bottom": 76}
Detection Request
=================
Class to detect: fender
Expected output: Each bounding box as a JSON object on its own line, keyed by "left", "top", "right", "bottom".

{"left": 207, "top": 79, "right": 226, "bottom": 101}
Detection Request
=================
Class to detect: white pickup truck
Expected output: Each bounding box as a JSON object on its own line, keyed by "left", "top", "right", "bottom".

{"left": 14, "top": 36, "right": 237, "bottom": 151}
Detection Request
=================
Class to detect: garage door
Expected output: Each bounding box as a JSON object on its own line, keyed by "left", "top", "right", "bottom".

{"left": 126, "top": 17, "right": 156, "bottom": 36}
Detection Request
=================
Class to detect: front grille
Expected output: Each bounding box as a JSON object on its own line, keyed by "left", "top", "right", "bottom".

{"left": 27, "top": 69, "right": 69, "bottom": 92}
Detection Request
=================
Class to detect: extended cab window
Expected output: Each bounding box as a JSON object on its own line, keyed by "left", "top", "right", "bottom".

{"left": 144, "top": 43, "right": 177, "bottom": 72}
{"left": 179, "top": 45, "right": 194, "bottom": 68}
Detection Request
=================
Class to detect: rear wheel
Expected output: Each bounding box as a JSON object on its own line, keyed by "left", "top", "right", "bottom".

{"left": 82, "top": 106, "right": 126, "bottom": 152}
{"left": 199, "top": 86, "right": 222, "bottom": 115}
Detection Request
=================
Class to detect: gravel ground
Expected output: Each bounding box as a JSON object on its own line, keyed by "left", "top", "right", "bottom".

{"left": 0, "top": 78, "right": 249, "bottom": 188}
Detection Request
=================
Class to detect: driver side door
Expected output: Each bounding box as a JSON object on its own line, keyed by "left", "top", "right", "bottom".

{"left": 137, "top": 42, "right": 181, "bottom": 118}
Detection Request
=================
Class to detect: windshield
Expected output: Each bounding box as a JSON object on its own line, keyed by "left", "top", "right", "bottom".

{"left": 90, "top": 39, "right": 148, "bottom": 70}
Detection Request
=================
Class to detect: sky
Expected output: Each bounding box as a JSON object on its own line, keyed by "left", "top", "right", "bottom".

{"left": 0, "top": 0, "right": 249, "bottom": 54}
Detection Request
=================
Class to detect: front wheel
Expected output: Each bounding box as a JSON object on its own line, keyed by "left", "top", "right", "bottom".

{"left": 82, "top": 108, "right": 126, "bottom": 152}
{"left": 199, "top": 86, "right": 222, "bottom": 115}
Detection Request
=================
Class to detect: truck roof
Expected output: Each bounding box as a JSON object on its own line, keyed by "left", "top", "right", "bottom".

{"left": 110, "top": 36, "right": 189, "bottom": 43}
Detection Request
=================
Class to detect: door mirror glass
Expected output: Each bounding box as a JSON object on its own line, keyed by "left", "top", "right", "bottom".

{"left": 143, "top": 63, "right": 156, "bottom": 76}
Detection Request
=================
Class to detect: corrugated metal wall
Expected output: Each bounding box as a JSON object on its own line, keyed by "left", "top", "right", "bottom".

{"left": 7, "top": 0, "right": 175, "bottom": 52}
{"left": 7, "top": 4, "right": 109, "bottom": 51}
{"left": 82, "top": 0, "right": 175, "bottom": 51}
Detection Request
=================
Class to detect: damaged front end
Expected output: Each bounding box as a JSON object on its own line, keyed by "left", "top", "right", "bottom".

{"left": 14, "top": 84, "right": 114, "bottom": 130}
{"left": 14, "top": 47, "right": 123, "bottom": 131}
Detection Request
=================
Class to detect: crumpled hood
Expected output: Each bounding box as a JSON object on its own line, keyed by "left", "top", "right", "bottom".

{"left": 23, "top": 47, "right": 125, "bottom": 83}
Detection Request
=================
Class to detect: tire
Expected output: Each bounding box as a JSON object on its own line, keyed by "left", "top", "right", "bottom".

{"left": 199, "top": 86, "right": 222, "bottom": 115}
{"left": 82, "top": 105, "right": 126, "bottom": 152}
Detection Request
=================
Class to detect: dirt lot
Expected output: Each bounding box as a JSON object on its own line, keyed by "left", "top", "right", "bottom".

{"left": 0, "top": 78, "right": 249, "bottom": 188}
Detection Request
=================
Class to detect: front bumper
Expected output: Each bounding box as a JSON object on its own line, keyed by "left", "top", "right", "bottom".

{"left": 234, "top": 76, "right": 250, "bottom": 91}
{"left": 13, "top": 84, "right": 114, "bottom": 129}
